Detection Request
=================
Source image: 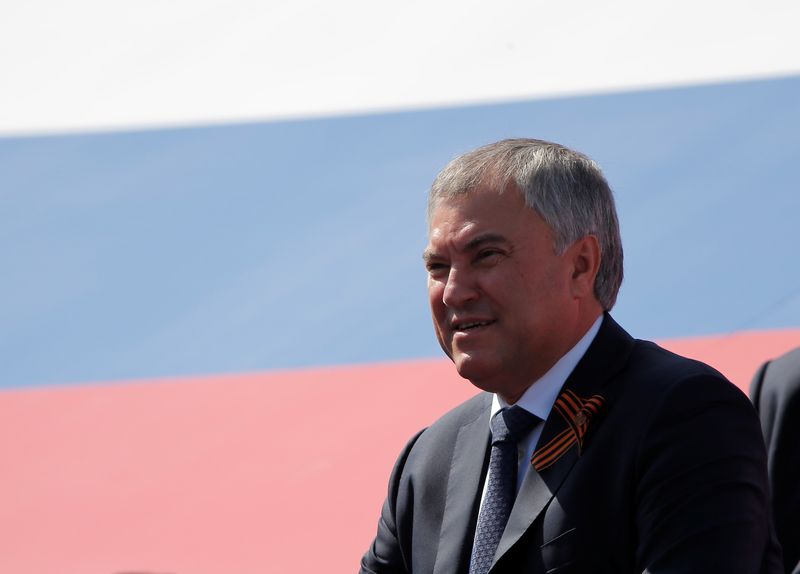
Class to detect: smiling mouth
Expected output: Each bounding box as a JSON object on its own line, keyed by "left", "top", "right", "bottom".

{"left": 454, "top": 320, "right": 495, "bottom": 332}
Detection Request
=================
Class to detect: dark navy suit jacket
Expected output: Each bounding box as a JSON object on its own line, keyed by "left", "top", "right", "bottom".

{"left": 751, "top": 347, "right": 800, "bottom": 574}
{"left": 362, "top": 315, "right": 782, "bottom": 573}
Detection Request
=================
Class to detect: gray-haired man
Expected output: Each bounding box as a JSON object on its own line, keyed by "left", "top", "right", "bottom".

{"left": 361, "top": 139, "right": 781, "bottom": 573}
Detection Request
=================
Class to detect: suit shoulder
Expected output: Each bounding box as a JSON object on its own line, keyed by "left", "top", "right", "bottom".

{"left": 386, "top": 392, "right": 489, "bottom": 493}
{"left": 432, "top": 392, "right": 490, "bottom": 426}
{"left": 754, "top": 346, "right": 800, "bottom": 425}
{"left": 391, "top": 393, "right": 489, "bottom": 473}
{"left": 764, "top": 346, "right": 800, "bottom": 389}
{"left": 630, "top": 338, "right": 724, "bottom": 379}
{"left": 622, "top": 338, "right": 752, "bottom": 411}
{"left": 412, "top": 392, "right": 489, "bottom": 447}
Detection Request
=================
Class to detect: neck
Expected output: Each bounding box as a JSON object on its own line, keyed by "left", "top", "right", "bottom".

{"left": 498, "top": 309, "right": 603, "bottom": 405}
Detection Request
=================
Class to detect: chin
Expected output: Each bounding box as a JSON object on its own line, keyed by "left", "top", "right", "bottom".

{"left": 453, "top": 354, "right": 500, "bottom": 392}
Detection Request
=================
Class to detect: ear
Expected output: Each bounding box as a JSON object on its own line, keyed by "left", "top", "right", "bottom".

{"left": 568, "top": 234, "right": 601, "bottom": 299}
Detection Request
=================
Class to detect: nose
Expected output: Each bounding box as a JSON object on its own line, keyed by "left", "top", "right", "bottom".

{"left": 442, "top": 266, "right": 479, "bottom": 308}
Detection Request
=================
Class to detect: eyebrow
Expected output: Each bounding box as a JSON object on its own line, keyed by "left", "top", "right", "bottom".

{"left": 464, "top": 232, "right": 510, "bottom": 251}
{"left": 422, "top": 232, "right": 511, "bottom": 263}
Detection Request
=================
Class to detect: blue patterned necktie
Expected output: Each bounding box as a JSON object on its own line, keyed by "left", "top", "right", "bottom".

{"left": 469, "top": 406, "right": 541, "bottom": 574}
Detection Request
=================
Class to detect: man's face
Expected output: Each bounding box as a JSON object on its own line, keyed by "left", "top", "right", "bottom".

{"left": 424, "top": 186, "right": 582, "bottom": 402}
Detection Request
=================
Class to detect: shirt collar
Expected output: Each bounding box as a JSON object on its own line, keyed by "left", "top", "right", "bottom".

{"left": 490, "top": 314, "right": 604, "bottom": 421}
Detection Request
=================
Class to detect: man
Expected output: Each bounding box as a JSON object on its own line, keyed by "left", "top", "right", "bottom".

{"left": 361, "top": 139, "right": 782, "bottom": 573}
{"left": 751, "top": 347, "right": 800, "bottom": 574}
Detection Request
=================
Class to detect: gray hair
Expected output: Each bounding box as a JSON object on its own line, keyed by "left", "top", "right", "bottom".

{"left": 428, "top": 138, "right": 623, "bottom": 310}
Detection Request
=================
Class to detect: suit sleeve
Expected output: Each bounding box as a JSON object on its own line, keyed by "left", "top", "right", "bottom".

{"left": 633, "top": 374, "right": 781, "bottom": 573}
{"left": 360, "top": 429, "right": 425, "bottom": 574}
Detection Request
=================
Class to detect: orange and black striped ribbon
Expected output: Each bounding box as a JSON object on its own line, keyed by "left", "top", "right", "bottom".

{"left": 531, "top": 390, "right": 605, "bottom": 472}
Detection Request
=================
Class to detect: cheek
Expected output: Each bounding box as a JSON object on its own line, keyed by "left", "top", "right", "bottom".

{"left": 428, "top": 283, "right": 444, "bottom": 316}
{"left": 428, "top": 284, "right": 450, "bottom": 338}
{"left": 428, "top": 278, "right": 443, "bottom": 306}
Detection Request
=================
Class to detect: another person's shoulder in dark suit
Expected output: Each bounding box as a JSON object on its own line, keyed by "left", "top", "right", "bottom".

{"left": 751, "top": 346, "right": 800, "bottom": 574}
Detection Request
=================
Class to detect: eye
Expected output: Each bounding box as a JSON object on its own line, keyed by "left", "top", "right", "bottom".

{"left": 425, "top": 261, "right": 449, "bottom": 277}
{"left": 476, "top": 249, "right": 504, "bottom": 264}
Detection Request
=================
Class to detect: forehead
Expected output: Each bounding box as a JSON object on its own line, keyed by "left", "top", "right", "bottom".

{"left": 428, "top": 187, "right": 537, "bottom": 242}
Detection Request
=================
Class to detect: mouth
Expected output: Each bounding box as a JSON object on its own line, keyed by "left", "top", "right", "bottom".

{"left": 453, "top": 320, "right": 496, "bottom": 333}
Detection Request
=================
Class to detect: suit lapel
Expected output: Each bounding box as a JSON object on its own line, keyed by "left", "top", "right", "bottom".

{"left": 491, "top": 314, "right": 635, "bottom": 571}
{"left": 433, "top": 394, "right": 492, "bottom": 574}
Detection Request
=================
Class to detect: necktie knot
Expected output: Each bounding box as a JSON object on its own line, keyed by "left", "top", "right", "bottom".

{"left": 491, "top": 406, "right": 540, "bottom": 444}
